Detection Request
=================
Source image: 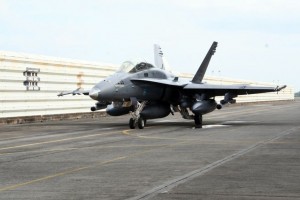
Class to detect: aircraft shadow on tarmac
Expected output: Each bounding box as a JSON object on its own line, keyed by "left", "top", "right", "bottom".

{"left": 93, "top": 119, "right": 289, "bottom": 129}
{"left": 9, "top": 118, "right": 289, "bottom": 131}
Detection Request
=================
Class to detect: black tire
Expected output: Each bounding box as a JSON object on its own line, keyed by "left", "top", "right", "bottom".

{"left": 138, "top": 117, "right": 145, "bottom": 129}
{"left": 194, "top": 114, "right": 203, "bottom": 129}
{"left": 129, "top": 118, "right": 135, "bottom": 129}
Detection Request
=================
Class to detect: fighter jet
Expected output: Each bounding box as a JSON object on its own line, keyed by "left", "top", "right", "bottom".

{"left": 58, "top": 42, "right": 286, "bottom": 129}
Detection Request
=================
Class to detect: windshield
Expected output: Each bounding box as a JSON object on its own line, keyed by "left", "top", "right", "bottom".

{"left": 118, "top": 61, "right": 136, "bottom": 73}
{"left": 118, "top": 61, "right": 154, "bottom": 73}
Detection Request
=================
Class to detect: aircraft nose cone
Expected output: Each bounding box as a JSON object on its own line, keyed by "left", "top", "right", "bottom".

{"left": 89, "top": 88, "right": 100, "bottom": 100}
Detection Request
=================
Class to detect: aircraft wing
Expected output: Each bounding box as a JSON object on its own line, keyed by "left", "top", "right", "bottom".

{"left": 57, "top": 88, "right": 90, "bottom": 97}
{"left": 131, "top": 78, "right": 286, "bottom": 96}
{"left": 183, "top": 83, "right": 287, "bottom": 96}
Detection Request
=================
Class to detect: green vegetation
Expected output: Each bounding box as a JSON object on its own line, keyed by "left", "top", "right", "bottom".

{"left": 295, "top": 91, "right": 300, "bottom": 97}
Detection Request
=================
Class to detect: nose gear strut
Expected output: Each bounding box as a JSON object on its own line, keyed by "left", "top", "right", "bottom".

{"left": 129, "top": 101, "right": 147, "bottom": 129}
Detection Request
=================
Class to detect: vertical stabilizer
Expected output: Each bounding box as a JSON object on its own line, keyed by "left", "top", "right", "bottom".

{"left": 154, "top": 44, "right": 173, "bottom": 72}
{"left": 154, "top": 44, "right": 164, "bottom": 69}
{"left": 192, "top": 41, "right": 218, "bottom": 84}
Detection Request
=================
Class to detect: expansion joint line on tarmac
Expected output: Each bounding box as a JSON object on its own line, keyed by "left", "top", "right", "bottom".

{"left": 128, "top": 126, "right": 300, "bottom": 200}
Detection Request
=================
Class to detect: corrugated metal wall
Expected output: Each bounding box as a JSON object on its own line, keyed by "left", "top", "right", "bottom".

{"left": 0, "top": 51, "right": 116, "bottom": 118}
{"left": 0, "top": 51, "right": 294, "bottom": 119}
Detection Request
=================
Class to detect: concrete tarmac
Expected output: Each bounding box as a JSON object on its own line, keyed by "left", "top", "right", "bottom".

{"left": 0, "top": 100, "right": 300, "bottom": 200}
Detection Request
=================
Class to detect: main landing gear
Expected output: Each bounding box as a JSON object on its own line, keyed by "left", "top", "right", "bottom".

{"left": 129, "top": 101, "right": 147, "bottom": 129}
{"left": 177, "top": 106, "right": 203, "bottom": 129}
{"left": 194, "top": 114, "right": 203, "bottom": 129}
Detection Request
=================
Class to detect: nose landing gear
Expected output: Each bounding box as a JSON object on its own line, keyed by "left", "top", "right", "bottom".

{"left": 129, "top": 101, "right": 147, "bottom": 129}
{"left": 129, "top": 116, "right": 147, "bottom": 129}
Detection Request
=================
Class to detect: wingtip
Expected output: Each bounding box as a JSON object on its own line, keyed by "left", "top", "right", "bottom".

{"left": 275, "top": 85, "right": 287, "bottom": 91}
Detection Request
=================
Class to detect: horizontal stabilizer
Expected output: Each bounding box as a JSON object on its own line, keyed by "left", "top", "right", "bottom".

{"left": 192, "top": 41, "right": 218, "bottom": 84}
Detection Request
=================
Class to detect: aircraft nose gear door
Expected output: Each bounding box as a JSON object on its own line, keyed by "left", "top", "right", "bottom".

{"left": 129, "top": 101, "right": 147, "bottom": 129}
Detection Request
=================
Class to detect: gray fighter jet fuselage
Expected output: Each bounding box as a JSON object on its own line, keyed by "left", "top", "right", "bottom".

{"left": 59, "top": 42, "right": 286, "bottom": 129}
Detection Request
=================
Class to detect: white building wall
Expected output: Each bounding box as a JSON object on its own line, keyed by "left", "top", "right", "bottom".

{"left": 0, "top": 51, "right": 294, "bottom": 119}
{"left": 0, "top": 51, "right": 116, "bottom": 118}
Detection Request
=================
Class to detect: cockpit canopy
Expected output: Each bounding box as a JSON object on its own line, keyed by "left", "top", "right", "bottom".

{"left": 118, "top": 61, "right": 154, "bottom": 73}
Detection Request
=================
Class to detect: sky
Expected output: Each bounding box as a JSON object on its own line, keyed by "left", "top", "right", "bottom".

{"left": 0, "top": 0, "right": 299, "bottom": 91}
